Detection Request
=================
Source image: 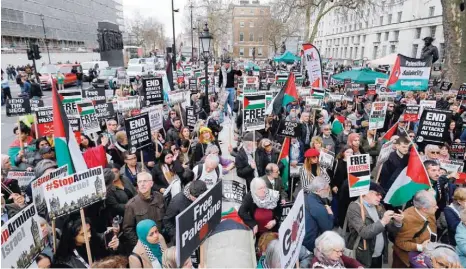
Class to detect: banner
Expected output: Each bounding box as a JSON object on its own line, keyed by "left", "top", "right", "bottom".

{"left": 387, "top": 54, "right": 432, "bottom": 91}
{"left": 94, "top": 100, "right": 115, "bottom": 121}
{"left": 77, "top": 100, "right": 100, "bottom": 135}
{"left": 440, "top": 159, "right": 464, "bottom": 174}
{"left": 31, "top": 165, "right": 68, "bottom": 214}
{"left": 30, "top": 99, "right": 44, "bottom": 112}
{"left": 278, "top": 120, "right": 302, "bottom": 137}
{"left": 279, "top": 190, "right": 305, "bottom": 269}
{"left": 347, "top": 154, "right": 371, "bottom": 197}
{"left": 141, "top": 77, "right": 164, "bottom": 106}
{"left": 319, "top": 150, "right": 335, "bottom": 169}
{"left": 265, "top": 93, "right": 273, "bottom": 109}
{"left": 82, "top": 87, "right": 106, "bottom": 101}
{"left": 302, "top": 43, "right": 323, "bottom": 89}
{"left": 186, "top": 106, "right": 197, "bottom": 130}
{"left": 168, "top": 91, "right": 186, "bottom": 106}
{"left": 125, "top": 112, "right": 152, "bottom": 151}
{"left": 403, "top": 105, "right": 420, "bottom": 122}
{"left": 305, "top": 97, "right": 322, "bottom": 108}
{"left": 416, "top": 108, "right": 452, "bottom": 144}
{"left": 59, "top": 89, "right": 82, "bottom": 118}
{"left": 69, "top": 117, "right": 82, "bottom": 143}
{"left": 141, "top": 105, "right": 164, "bottom": 131}
{"left": 243, "top": 76, "right": 259, "bottom": 93}
{"left": 376, "top": 141, "right": 395, "bottom": 165}
{"left": 35, "top": 106, "right": 54, "bottom": 136}
{"left": 275, "top": 74, "right": 288, "bottom": 87}
{"left": 451, "top": 142, "right": 466, "bottom": 160}
{"left": 280, "top": 202, "right": 294, "bottom": 224}
{"left": 176, "top": 181, "right": 222, "bottom": 267}
{"left": 6, "top": 98, "right": 31, "bottom": 117}
{"left": 189, "top": 78, "right": 197, "bottom": 90}
{"left": 242, "top": 92, "right": 266, "bottom": 132}
{"left": 346, "top": 83, "right": 366, "bottom": 97}
{"left": 1, "top": 203, "right": 45, "bottom": 268}
{"left": 369, "top": 102, "right": 387, "bottom": 130}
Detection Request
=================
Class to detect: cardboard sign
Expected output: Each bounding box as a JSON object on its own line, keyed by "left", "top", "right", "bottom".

{"left": 176, "top": 181, "right": 222, "bottom": 267}
{"left": 31, "top": 165, "right": 68, "bottom": 214}
{"left": 186, "top": 106, "right": 197, "bottom": 130}
{"left": 279, "top": 190, "right": 305, "bottom": 269}
{"left": 319, "top": 150, "right": 335, "bottom": 169}
{"left": 222, "top": 177, "right": 247, "bottom": 209}
{"left": 347, "top": 154, "right": 371, "bottom": 197}
{"left": 141, "top": 105, "right": 164, "bottom": 131}
{"left": 419, "top": 100, "right": 436, "bottom": 118}
{"left": 1, "top": 203, "right": 45, "bottom": 268}
{"left": 59, "top": 89, "right": 82, "bottom": 118}
{"left": 305, "top": 97, "right": 322, "bottom": 107}
{"left": 82, "top": 87, "right": 106, "bottom": 101}
{"left": 77, "top": 101, "right": 101, "bottom": 135}
{"left": 94, "top": 100, "right": 115, "bottom": 121}
{"left": 280, "top": 202, "right": 294, "bottom": 224}
{"left": 456, "top": 84, "right": 466, "bottom": 101}
{"left": 369, "top": 102, "right": 387, "bottom": 130}
{"left": 278, "top": 120, "right": 302, "bottom": 137}
{"left": 6, "top": 98, "right": 31, "bottom": 117}
{"left": 243, "top": 92, "right": 266, "bottom": 132}
{"left": 416, "top": 108, "right": 452, "bottom": 144}
{"left": 451, "top": 142, "right": 466, "bottom": 160}
{"left": 43, "top": 166, "right": 105, "bottom": 218}
{"left": 141, "top": 77, "right": 163, "bottom": 106}
{"left": 35, "top": 106, "right": 54, "bottom": 136}
{"left": 346, "top": 83, "right": 366, "bottom": 97}
{"left": 440, "top": 81, "right": 453, "bottom": 91}
{"left": 403, "top": 105, "right": 420, "bottom": 122}
{"left": 6, "top": 171, "right": 36, "bottom": 192}
{"left": 124, "top": 112, "right": 152, "bottom": 151}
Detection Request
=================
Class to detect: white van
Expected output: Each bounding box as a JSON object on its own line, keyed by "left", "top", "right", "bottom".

{"left": 82, "top": 61, "right": 109, "bottom": 82}
{"left": 127, "top": 64, "right": 149, "bottom": 81}
{"left": 127, "top": 58, "right": 146, "bottom": 66}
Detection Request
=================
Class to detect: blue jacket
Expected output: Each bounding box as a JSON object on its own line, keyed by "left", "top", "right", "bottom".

{"left": 455, "top": 222, "right": 466, "bottom": 268}
{"left": 303, "top": 192, "right": 334, "bottom": 252}
{"left": 445, "top": 204, "right": 461, "bottom": 246}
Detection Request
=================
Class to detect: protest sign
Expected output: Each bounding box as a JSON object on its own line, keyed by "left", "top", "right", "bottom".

{"left": 345, "top": 83, "right": 366, "bottom": 97}
{"left": 403, "top": 105, "right": 420, "bottom": 122}
{"left": 59, "top": 89, "right": 82, "bottom": 118}
{"left": 94, "top": 100, "right": 115, "bottom": 121}
{"left": 440, "top": 159, "right": 464, "bottom": 174}
{"left": 417, "top": 108, "right": 452, "bottom": 144}
{"left": 43, "top": 166, "right": 106, "bottom": 218}
{"left": 116, "top": 96, "right": 140, "bottom": 111}
{"left": 243, "top": 76, "right": 259, "bottom": 93}
{"left": 419, "top": 100, "right": 436, "bottom": 118}
{"left": 140, "top": 77, "right": 163, "bottom": 106}
{"left": 189, "top": 78, "right": 197, "bottom": 90}
{"left": 141, "top": 105, "right": 164, "bottom": 131}
{"left": 176, "top": 181, "right": 222, "bottom": 267}
{"left": 303, "top": 43, "right": 323, "bottom": 90}
{"left": 387, "top": 54, "right": 432, "bottom": 91}
{"left": 280, "top": 202, "right": 294, "bottom": 224}
{"left": 29, "top": 99, "right": 44, "bottom": 112}
{"left": 275, "top": 74, "right": 288, "bottom": 87}
{"left": 305, "top": 97, "right": 321, "bottom": 107}
{"left": 319, "top": 150, "right": 335, "bottom": 169}
{"left": 186, "top": 106, "right": 197, "bottom": 130}
{"left": 279, "top": 190, "right": 305, "bottom": 269}
{"left": 295, "top": 74, "right": 304, "bottom": 86}
{"left": 451, "top": 142, "right": 466, "bottom": 160}
{"left": 369, "top": 102, "right": 387, "bottom": 130}
{"left": 1, "top": 203, "right": 45, "bottom": 268}
{"left": 7, "top": 171, "right": 36, "bottom": 192}
{"left": 440, "top": 81, "right": 453, "bottom": 91}
{"left": 198, "top": 76, "right": 210, "bottom": 87}
{"left": 222, "top": 176, "right": 247, "bottom": 210}
{"left": 125, "top": 112, "right": 152, "bottom": 151}
{"left": 82, "top": 87, "right": 106, "bottom": 101}
{"left": 367, "top": 84, "right": 376, "bottom": 95}
{"left": 298, "top": 87, "right": 311, "bottom": 97}
{"left": 68, "top": 117, "right": 82, "bottom": 143}
{"left": 117, "top": 70, "right": 127, "bottom": 85}
{"left": 347, "top": 154, "right": 371, "bottom": 197}
{"left": 35, "top": 106, "right": 54, "bottom": 136}
{"left": 31, "top": 165, "right": 68, "bottom": 214}
{"left": 328, "top": 94, "right": 343, "bottom": 102}
{"left": 278, "top": 120, "right": 302, "bottom": 137}
{"left": 375, "top": 78, "right": 388, "bottom": 86}
{"left": 243, "top": 92, "right": 265, "bottom": 132}
{"left": 6, "top": 98, "right": 31, "bottom": 117}
{"left": 77, "top": 101, "right": 101, "bottom": 135}
{"left": 265, "top": 93, "right": 273, "bottom": 109}
{"left": 457, "top": 85, "right": 466, "bottom": 101}
{"left": 168, "top": 91, "right": 186, "bottom": 106}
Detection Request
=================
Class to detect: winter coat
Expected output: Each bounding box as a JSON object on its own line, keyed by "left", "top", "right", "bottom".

{"left": 255, "top": 148, "right": 280, "bottom": 177}
{"left": 193, "top": 141, "right": 222, "bottom": 165}
{"left": 455, "top": 222, "right": 466, "bottom": 268}
{"left": 105, "top": 177, "right": 137, "bottom": 219}
{"left": 235, "top": 148, "right": 256, "bottom": 186}
{"left": 150, "top": 160, "right": 184, "bottom": 193}
{"left": 129, "top": 238, "right": 167, "bottom": 268}
{"left": 218, "top": 69, "right": 242, "bottom": 88}
{"left": 303, "top": 192, "right": 334, "bottom": 252}
{"left": 445, "top": 204, "right": 461, "bottom": 246}
{"left": 379, "top": 151, "right": 409, "bottom": 193}
{"left": 166, "top": 126, "right": 180, "bottom": 144}
{"left": 261, "top": 175, "right": 288, "bottom": 201}
{"left": 162, "top": 192, "right": 193, "bottom": 244}
{"left": 238, "top": 192, "right": 281, "bottom": 231}
{"left": 310, "top": 255, "right": 362, "bottom": 269}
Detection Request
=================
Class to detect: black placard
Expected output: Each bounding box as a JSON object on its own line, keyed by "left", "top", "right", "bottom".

{"left": 30, "top": 99, "right": 44, "bottom": 111}
{"left": 416, "top": 108, "right": 452, "bottom": 144}
{"left": 6, "top": 98, "right": 31, "bottom": 117}
{"left": 69, "top": 118, "right": 81, "bottom": 132}
{"left": 82, "top": 87, "right": 106, "bottom": 101}
{"left": 440, "top": 81, "right": 453, "bottom": 91}
{"left": 403, "top": 105, "right": 420, "bottom": 122}
{"left": 175, "top": 181, "right": 222, "bottom": 267}
{"left": 125, "top": 112, "right": 152, "bottom": 151}
{"left": 259, "top": 70, "right": 266, "bottom": 80}
{"left": 451, "top": 142, "right": 466, "bottom": 160}
{"left": 458, "top": 84, "right": 466, "bottom": 101}
{"left": 94, "top": 100, "right": 115, "bottom": 121}
{"left": 140, "top": 77, "right": 163, "bottom": 106}
{"left": 345, "top": 83, "right": 366, "bottom": 97}
{"left": 186, "top": 106, "right": 197, "bottom": 130}
{"left": 280, "top": 202, "right": 294, "bottom": 224}
{"left": 278, "top": 120, "right": 302, "bottom": 137}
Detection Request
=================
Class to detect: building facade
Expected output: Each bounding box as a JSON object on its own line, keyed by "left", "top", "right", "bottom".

{"left": 1, "top": 0, "right": 124, "bottom": 50}
{"left": 312, "top": 0, "right": 444, "bottom": 64}
{"left": 231, "top": 3, "right": 270, "bottom": 59}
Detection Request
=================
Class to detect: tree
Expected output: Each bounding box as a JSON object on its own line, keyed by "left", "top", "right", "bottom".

{"left": 125, "top": 12, "right": 168, "bottom": 54}
{"left": 441, "top": 0, "right": 465, "bottom": 88}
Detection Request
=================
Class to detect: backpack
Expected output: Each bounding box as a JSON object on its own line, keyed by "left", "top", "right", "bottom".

{"left": 195, "top": 164, "right": 220, "bottom": 181}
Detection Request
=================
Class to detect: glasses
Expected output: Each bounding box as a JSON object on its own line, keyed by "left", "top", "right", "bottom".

{"left": 264, "top": 144, "right": 272, "bottom": 148}
{"left": 272, "top": 170, "right": 280, "bottom": 173}
{"left": 126, "top": 156, "right": 137, "bottom": 161}
{"left": 323, "top": 128, "right": 330, "bottom": 131}
{"left": 430, "top": 151, "right": 440, "bottom": 154}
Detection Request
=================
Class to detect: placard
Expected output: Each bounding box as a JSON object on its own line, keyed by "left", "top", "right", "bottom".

{"left": 419, "top": 100, "right": 436, "bottom": 118}
{"left": 141, "top": 77, "right": 163, "bottom": 106}
{"left": 456, "top": 84, "right": 466, "bottom": 101}
{"left": 59, "top": 89, "right": 82, "bottom": 118}
{"left": 125, "top": 112, "right": 152, "bottom": 151}
{"left": 94, "top": 100, "right": 115, "bottom": 121}
{"left": 369, "top": 102, "right": 387, "bottom": 130}
{"left": 116, "top": 96, "right": 140, "bottom": 111}
{"left": 43, "top": 166, "right": 106, "bottom": 218}
{"left": 451, "top": 142, "right": 466, "bottom": 160}
{"left": 280, "top": 202, "right": 294, "bottom": 224}
{"left": 319, "top": 150, "right": 335, "bottom": 169}
{"left": 279, "top": 190, "right": 305, "bottom": 269}
{"left": 440, "top": 159, "right": 464, "bottom": 174}
{"left": 403, "top": 105, "right": 420, "bottom": 122}
{"left": 305, "top": 97, "right": 322, "bottom": 108}
{"left": 222, "top": 177, "right": 247, "bottom": 208}
{"left": 141, "top": 105, "right": 164, "bottom": 131}
{"left": 176, "top": 181, "right": 222, "bottom": 267}
{"left": 168, "top": 91, "right": 186, "bottom": 106}
{"left": 35, "top": 106, "right": 54, "bottom": 136}
{"left": 1, "top": 203, "right": 45, "bottom": 268}
{"left": 345, "top": 83, "right": 366, "bottom": 97}
{"left": 416, "top": 108, "right": 452, "bottom": 144}
{"left": 347, "top": 154, "right": 371, "bottom": 197}
{"left": 376, "top": 141, "right": 395, "bottom": 165}
{"left": 6, "top": 98, "right": 31, "bottom": 117}
{"left": 31, "top": 165, "right": 68, "bottom": 214}
{"left": 186, "top": 106, "right": 197, "bottom": 130}
{"left": 243, "top": 92, "right": 266, "bottom": 132}
{"left": 6, "top": 171, "right": 36, "bottom": 192}
{"left": 278, "top": 120, "right": 302, "bottom": 137}
{"left": 440, "top": 81, "right": 453, "bottom": 91}
{"left": 82, "top": 87, "right": 106, "bottom": 101}
{"left": 189, "top": 78, "right": 197, "bottom": 90}
{"left": 77, "top": 101, "right": 101, "bottom": 135}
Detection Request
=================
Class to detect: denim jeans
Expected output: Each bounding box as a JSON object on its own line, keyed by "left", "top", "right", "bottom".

{"left": 224, "top": 87, "right": 235, "bottom": 114}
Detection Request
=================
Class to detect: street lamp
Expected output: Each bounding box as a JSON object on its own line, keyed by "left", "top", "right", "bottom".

{"left": 199, "top": 23, "right": 213, "bottom": 113}
{"left": 171, "top": 0, "right": 179, "bottom": 71}
{"left": 39, "top": 14, "right": 51, "bottom": 64}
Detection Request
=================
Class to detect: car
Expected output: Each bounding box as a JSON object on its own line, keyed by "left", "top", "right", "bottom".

{"left": 128, "top": 58, "right": 146, "bottom": 66}
{"left": 39, "top": 64, "right": 81, "bottom": 90}
{"left": 82, "top": 61, "right": 109, "bottom": 82}
{"left": 91, "top": 67, "right": 125, "bottom": 89}
{"left": 126, "top": 64, "right": 149, "bottom": 82}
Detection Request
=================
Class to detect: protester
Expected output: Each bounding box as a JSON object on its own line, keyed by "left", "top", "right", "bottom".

{"left": 166, "top": 117, "right": 182, "bottom": 144}
{"left": 108, "top": 131, "right": 130, "bottom": 167}
{"left": 104, "top": 166, "right": 137, "bottom": 221}
{"left": 255, "top": 139, "right": 280, "bottom": 177}
{"left": 193, "top": 154, "right": 222, "bottom": 189}
{"left": 262, "top": 163, "right": 288, "bottom": 203}
{"left": 379, "top": 136, "right": 410, "bottom": 193}
{"left": 311, "top": 231, "right": 363, "bottom": 268}
{"left": 56, "top": 71, "right": 65, "bottom": 91}
{"left": 151, "top": 149, "right": 184, "bottom": 196}
{"left": 193, "top": 127, "right": 221, "bottom": 164}
{"left": 444, "top": 187, "right": 466, "bottom": 246}
{"left": 120, "top": 152, "right": 148, "bottom": 186}
{"left": 424, "top": 160, "right": 455, "bottom": 216}
{"left": 218, "top": 59, "right": 242, "bottom": 113}
{"left": 129, "top": 219, "right": 167, "bottom": 268}
{"left": 297, "top": 148, "right": 331, "bottom": 196}
{"left": 162, "top": 246, "right": 193, "bottom": 268}
{"left": 235, "top": 132, "right": 258, "bottom": 189}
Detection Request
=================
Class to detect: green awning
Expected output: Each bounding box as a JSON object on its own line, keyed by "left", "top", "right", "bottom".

{"left": 331, "top": 68, "right": 388, "bottom": 84}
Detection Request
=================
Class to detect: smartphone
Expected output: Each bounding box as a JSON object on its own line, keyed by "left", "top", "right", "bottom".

{"left": 430, "top": 232, "right": 438, "bottom": 243}
{"left": 104, "top": 230, "right": 114, "bottom": 248}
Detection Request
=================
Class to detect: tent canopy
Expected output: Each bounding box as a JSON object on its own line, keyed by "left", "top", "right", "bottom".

{"left": 273, "top": 51, "right": 301, "bottom": 64}
{"left": 244, "top": 62, "right": 260, "bottom": 71}
{"left": 368, "top": 53, "right": 398, "bottom": 68}
{"left": 332, "top": 68, "right": 388, "bottom": 84}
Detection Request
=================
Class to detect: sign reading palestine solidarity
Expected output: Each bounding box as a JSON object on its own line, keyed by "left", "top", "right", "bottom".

{"left": 36, "top": 106, "right": 54, "bottom": 136}
{"left": 6, "top": 98, "right": 31, "bottom": 117}
{"left": 417, "top": 108, "right": 452, "bottom": 144}
{"left": 369, "top": 102, "right": 387, "bottom": 130}
{"left": 31, "top": 165, "right": 68, "bottom": 214}
{"left": 77, "top": 100, "right": 101, "bottom": 135}
{"left": 279, "top": 190, "right": 305, "bottom": 268}
{"left": 141, "top": 77, "right": 163, "bottom": 106}
{"left": 346, "top": 83, "right": 366, "bottom": 97}
{"left": 176, "top": 181, "right": 222, "bottom": 267}
{"left": 125, "top": 112, "right": 152, "bottom": 151}
{"left": 242, "top": 92, "right": 266, "bottom": 132}
{"left": 404, "top": 105, "right": 420, "bottom": 122}
{"left": 347, "top": 154, "right": 371, "bottom": 197}
{"left": 42, "top": 166, "right": 106, "bottom": 218}
{"left": 451, "top": 142, "right": 466, "bottom": 160}
{"left": 1, "top": 203, "right": 45, "bottom": 268}
{"left": 387, "top": 54, "right": 432, "bottom": 91}
{"left": 278, "top": 120, "right": 302, "bottom": 137}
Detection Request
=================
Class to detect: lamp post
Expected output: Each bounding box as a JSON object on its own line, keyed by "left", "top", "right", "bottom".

{"left": 171, "top": 0, "right": 178, "bottom": 71}
{"left": 190, "top": 2, "right": 194, "bottom": 62}
{"left": 39, "top": 14, "right": 51, "bottom": 64}
{"left": 199, "top": 23, "right": 213, "bottom": 113}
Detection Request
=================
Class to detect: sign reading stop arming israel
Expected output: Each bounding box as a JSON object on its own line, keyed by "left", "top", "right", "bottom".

{"left": 242, "top": 92, "right": 266, "bottom": 132}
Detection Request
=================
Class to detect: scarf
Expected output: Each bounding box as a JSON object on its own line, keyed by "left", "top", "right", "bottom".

{"left": 221, "top": 66, "right": 232, "bottom": 88}
{"left": 252, "top": 188, "right": 279, "bottom": 210}
{"left": 114, "top": 142, "right": 127, "bottom": 153}
{"left": 136, "top": 219, "right": 163, "bottom": 265}
{"left": 312, "top": 247, "right": 345, "bottom": 268}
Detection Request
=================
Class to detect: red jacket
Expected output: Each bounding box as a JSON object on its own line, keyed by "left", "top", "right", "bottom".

{"left": 310, "top": 255, "right": 363, "bottom": 268}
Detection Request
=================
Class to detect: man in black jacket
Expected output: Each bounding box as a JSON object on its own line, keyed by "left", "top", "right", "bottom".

{"left": 380, "top": 136, "right": 410, "bottom": 194}
{"left": 235, "top": 132, "right": 258, "bottom": 190}
{"left": 218, "top": 60, "right": 242, "bottom": 114}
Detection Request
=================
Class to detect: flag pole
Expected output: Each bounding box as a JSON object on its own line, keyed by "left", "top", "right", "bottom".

{"left": 80, "top": 208, "right": 93, "bottom": 265}
{"left": 33, "top": 114, "right": 39, "bottom": 139}
{"left": 17, "top": 118, "right": 24, "bottom": 150}
{"left": 359, "top": 196, "right": 367, "bottom": 250}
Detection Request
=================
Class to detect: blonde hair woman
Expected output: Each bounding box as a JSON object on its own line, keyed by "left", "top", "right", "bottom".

{"left": 162, "top": 246, "right": 192, "bottom": 268}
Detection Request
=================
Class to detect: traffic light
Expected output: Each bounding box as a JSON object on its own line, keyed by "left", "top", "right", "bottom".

{"left": 32, "top": 44, "right": 41, "bottom": 60}
{"left": 27, "top": 49, "right": 34, "bottom": 60}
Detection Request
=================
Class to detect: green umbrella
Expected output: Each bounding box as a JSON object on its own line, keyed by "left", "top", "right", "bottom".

{"left": 332, "top": 68, "right": 388, "bottom": 84}
{"left": 245, "top": 62, "right": 260, "bottom": 71}
{"left": 273, "top": 51, "right": 301, "bottom": 64}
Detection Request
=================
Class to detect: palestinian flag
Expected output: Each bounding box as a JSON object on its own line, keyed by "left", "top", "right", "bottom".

{"left": 52, "top": 79, "right": 88, "bottom": 175}
{"left": 384, "top": 147, "right": 430, "bottom": 206}
{"left": 279, "top": 137, "right": 290, "bottom": 191}
{"left": 59, "top": 89, "right": 82, "bottom": 103}
{"left": 382, "top": 122, "right": 399, "bottom": 143}
{"left": 77, "top": 101, "right": 96, "bottom": 116}
{"left": 243, "top": 94, "right": 265, "bottom": 110}
{"left": 311, "top": 88, "right": 325, "bottom": 99}
{"left": 265, "top": 72, "right": 298, "bottom": 115}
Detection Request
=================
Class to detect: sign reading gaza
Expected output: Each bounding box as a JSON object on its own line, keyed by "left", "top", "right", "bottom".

{"left": 125, "top": 112, "right": 152, "bottom": 151}
{"left": 141, "top": 77, "right": 163, "bottom": 106}
{"left": 278, "top": 120, "right": 302, "bottom": 137}
{"left": 176, "top": 181, "right": 222, "bottom": 267}
{"left": 416, "top": 108, "right": 452, "bottom": 144}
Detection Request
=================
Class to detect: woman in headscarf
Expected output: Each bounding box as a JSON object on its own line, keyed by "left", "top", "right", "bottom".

{"left": 347, "top": 133, "right": 364, "bottom": 155}
{"left": 238, "top": 177, "right": 281, "bottom": 237}
{"left": 193, "top": 127, "right": 221, "bottom": 165}
{"left": 9, "top": 123, "right": 35, "bottom": 170}
{"left": 129, "top": 219, "right": 167, "bottom": 268}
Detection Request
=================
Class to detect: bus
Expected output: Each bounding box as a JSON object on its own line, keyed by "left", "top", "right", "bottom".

{"left": 123, "top": 46, "right": 144, "bottom": 67}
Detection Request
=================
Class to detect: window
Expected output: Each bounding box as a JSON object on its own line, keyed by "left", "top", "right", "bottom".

{"left": 249, "top": 21, "right": 254, "bottom": 27}
{"left": 416, "top": 28, "right": 422, "bottom": 39}
{"left": 239, "top": 47, "right": 244, "bottom": 56}
{"left": 390, "top": 45, "right": 396, "bottom": 53}
{"left": 239, "top": 32, "right": 244, "bottom": 42}
{"left": 361, "top": 46, "right": 365, "bottom": 58}
{"left": 430, "top": 26, "right": 436, "bottom": 38}
{"left": 385, "top": 32, "right": 389, "bottom": 41}
{"left": 380, "top": 15, "right": 384, "bottom": 25}
{"left": 429, "top": 6, "right": 435, "bottom": 16}
{"left": 240, "top": 21, "right": 244, "bottom": 27}
{"left": 382, "top": 45, "right": 387, "bottom": 56}
{"left": 363, "top": 35, "right": 366, "bottom": 42}
{"left": 351, "top": 36, "right": 354, "bottom": 43}
{"left": 397, "top": 12, "right": 402, "bottom": 23}
{"left": 365, "top": 21, "right": 369, "bottom": 28}
{"left": 388, "top": 14, "right": 392, "bottom": 24}
{"left": 350, "top": 47, "right": 353, "bottom": 58}
{"left": 249, "top": 33, "right": 254, "bottom": 41}
{"left": 355, "top": 47, "right": 358, "bottom": 58}
{"left": 373, "top": 46, "right": 378, "bottom": 59}
{"left": 344, "top": 47, "right": 348, "bottom": 58}
{"left": 412, "top": 44, "right": 418, "bottom": 58}
{"left": 376, "top": 33, "right": 381, "bottom": 42}
{"left": 258, "top": 47, "right": 263, "bottom": 56}
{"left": 349, "top": 25, "right": 352, "bottom": 31}
{"left": 249, "top": 48, "right": 254, "bottom": 57}
{"left": 258, "top": 34, "right": 263, "bottom": 42}
{"left": 394, "top": 30, "right": 399, "bottom": 41}
{"left": 439, "top": 43, "right": 445, "bottom": 61}
{"left": 359, "top": 22, "right": 363, "bottom": 29}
